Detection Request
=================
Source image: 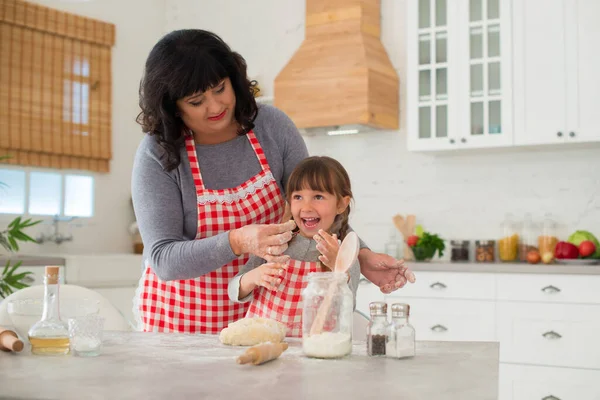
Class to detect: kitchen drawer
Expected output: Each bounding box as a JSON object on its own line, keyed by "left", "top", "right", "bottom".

{"left": 355, "top": 277, "right": 385, "bottom": 317}
{"left": 392, "top": 271, "right": 496, "bottom": 300}
{"left": 387, "top": 298, "right": 496, "bottom": 342}
{"left": 497, "top": 302, "right": 600, "bottom": 370}
{"left": 500, "top": 363, "right": 600, "bottom": 400}
{"left": 496, "top": 273, "right": 600, "bottom": 304}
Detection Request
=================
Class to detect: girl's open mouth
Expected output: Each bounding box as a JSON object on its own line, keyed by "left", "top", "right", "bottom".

{"left": 302, "top": 217, "right": 320, "bottom": 229}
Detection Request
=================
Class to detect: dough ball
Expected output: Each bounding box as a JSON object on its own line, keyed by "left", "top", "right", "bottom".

{"left": 219, "top": 317, "right": 287, "bottom": 346}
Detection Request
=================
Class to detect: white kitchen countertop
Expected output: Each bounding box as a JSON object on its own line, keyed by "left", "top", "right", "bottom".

{"left": 407, "top": 260, "right": 600, "bottom": 275}
{"left": 0, "top": 332, "right": 499, "bottom": 400}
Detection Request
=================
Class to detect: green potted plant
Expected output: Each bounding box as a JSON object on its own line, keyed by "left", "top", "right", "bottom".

{"left": 406, "top": 225, "right": 446, "bottom": 262}
{"left": 0, "top": 155, "right": 41, "bottom": 298}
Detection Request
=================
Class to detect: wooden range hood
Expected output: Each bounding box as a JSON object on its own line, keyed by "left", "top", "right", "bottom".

{"left": 274, "top": 0, "right": 399, "bottom": 135}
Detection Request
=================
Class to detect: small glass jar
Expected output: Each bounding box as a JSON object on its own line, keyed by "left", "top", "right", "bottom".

{"left": 302, "top": 272, "right": 353, "bottom": 359}
{"left": 499, "top": 213, "right": 519, "bottom": 262}
{"left": 475, "top": 240, "right": 495, "bottom": 263}
{"left": 367, "top": 302, "right": 390, "bottom": 357}
{"left": 519, "top": 213, "right": 539, "bottom": 262}
{"left": 384, "top": 228, "right": 401, "bottom": 259}
{"left": 538, "top": 213, "right": 559, "bottom": 260}
{"left": 450, "top": 240, "right": 470, "bottom": 262}
{"left": 386, "top": 303, "right": 415, "bottom": 359}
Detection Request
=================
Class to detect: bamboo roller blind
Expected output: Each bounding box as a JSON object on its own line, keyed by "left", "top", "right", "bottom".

{"left": 0, "top": 0, "right": 115, "bottom": 172}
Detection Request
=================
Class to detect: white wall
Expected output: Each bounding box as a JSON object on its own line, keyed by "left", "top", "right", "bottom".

{"left": 6, "top": 0, "right": 598, "bottom": 257}
{"left": 164, "top": 0, "right": 600, "bottom": 254}
{"left": 0, "top": 0, "right": 166, "bottom": 255}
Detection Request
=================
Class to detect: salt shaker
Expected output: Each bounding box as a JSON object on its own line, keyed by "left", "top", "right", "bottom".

{"left": 367, "top": 302, "right": 389, "bottom": 357}
{"left": 386, "top": 303, "right": 415, "bottom": 359}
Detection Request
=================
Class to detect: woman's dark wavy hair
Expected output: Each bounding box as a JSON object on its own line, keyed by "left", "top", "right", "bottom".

{"left": 286, "top": 156, "right": 354, "bottom": 241}
{"left": 136, "top": 29, "right": 258, "bottom": 171}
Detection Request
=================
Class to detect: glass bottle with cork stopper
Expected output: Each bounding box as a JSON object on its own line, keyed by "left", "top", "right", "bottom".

{"left": 386, "top": 303, "right": 415, "bottom": 359}
{"left": 28, "top": 266, "right": 70, "bottom": 355}
{"left": 366, "top": 301, "right": 389, "bottom": 357}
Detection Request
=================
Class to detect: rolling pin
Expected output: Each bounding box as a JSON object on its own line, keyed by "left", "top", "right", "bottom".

{"left": 0, "top": 326, "right": 24, "bottom": 353}
{"left": 236, "top": 342, "right": 288, "bottom": 365}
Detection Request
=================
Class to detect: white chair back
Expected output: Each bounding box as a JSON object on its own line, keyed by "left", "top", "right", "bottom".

{"left": 352, "top": 309, "right": 370, "bottom": 341}
{"left": 0, "top": 284, "right": 132, "bottom": 332}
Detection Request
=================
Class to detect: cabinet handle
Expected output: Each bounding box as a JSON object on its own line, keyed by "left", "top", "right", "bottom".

{"left": 431, "top": 324, "right": 448, "bottom": 333}
{"left": 460, "top": 138, "right": 467, "bottom": 143}
{"left": 541, "top": 285, "right": 561, "bottom": 294}
{"left": 542, "top": 396, "right": 561, "bottom": 400}
{"left": 429, "top": 282, "right": 447, "bottom": 290}
{"left": 22, "top": 275, "right": 35, "bottom": 284}
{"left": 569, "top": 131, "right": 575, "bottom": 138}
{"left": 542, "top": 331, "right": 562, "bottom": 340}
{"left": 557, "top": 131, "right": 563, "bottom": 137}
{"left": 449, "top": 139, "right": 455, "bottom": 144}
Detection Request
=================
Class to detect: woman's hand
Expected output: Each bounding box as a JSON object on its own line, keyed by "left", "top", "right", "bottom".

{"left": 239, "top": 262, "right": 287, "bottom": 297}
{"left": 314, "top": 229, "right": 340, "bottom": 271}
{"left": 358, "top": 249, "right": 416, "bottom": 294}
{"left": 230, "top": 220, "right": 296, "bottom": 262}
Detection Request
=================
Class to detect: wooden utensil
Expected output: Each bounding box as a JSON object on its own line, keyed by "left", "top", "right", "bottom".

{"left": 236, "top": 342, "right": 289, "bottom": 365}
{"left": 392, "top": 214, "right": 416, "bottom": 261}
{"left": 0, "top": 326, "right": 24, "bottom": 353}
{"left": 309, "top": 232, "right": 360, "bottom": 336}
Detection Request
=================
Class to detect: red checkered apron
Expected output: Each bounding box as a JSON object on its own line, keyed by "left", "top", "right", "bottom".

{"left": 137, "top": 130, "right": 285, "bottom": 333}
{"left": 246, "top": 258, "right": 320, "bottom": 337}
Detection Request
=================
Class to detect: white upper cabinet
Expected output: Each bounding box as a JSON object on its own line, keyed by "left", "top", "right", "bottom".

{"left": 568, "top": 0, "right": 600, "bottom": 144}
{"left": 407, "top": 0, "right": 457, "bottom": 151}
{"left": 409, "top": 0, "right": 600, "bottom": 151}
{"left": 513, "top": 0, "right": 600, "bottom": 145}
{"left": 408, "top": 0, "right": 513, "bottom": 151}
{"left": 512, "top": 0, "right": 566, "bottom": 145}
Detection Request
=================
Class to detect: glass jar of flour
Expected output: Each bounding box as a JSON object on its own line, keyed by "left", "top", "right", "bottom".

{"left": 302, "top": 272, "right": 353, "bottom": 358}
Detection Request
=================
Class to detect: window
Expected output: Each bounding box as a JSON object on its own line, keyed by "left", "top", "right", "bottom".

{"left": 0, "top": 0, "right": 115, "bottom": 172}
{"left": 0, "top": 168, "right": 94, "bottom": 217}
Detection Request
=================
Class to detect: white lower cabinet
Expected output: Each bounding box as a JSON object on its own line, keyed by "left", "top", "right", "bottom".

{"left": 499, "top": 364, "right": 600, "bottom": 400}
{"left": 497, "top": 302, "right": 600, "bottom": 370}
{"left": 358, "top": 269, "right": 600, "bottom": 399}
{"left": 385, "top": 297, "right": 496, "bottom": 342}
{"left": 355, "top": 277, "right": 385, "bottom": 317}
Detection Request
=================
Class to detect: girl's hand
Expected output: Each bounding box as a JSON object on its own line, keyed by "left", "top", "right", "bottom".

{"left": 244, "top": 262, "right": 287, "bottom": 292}
{"left": 314, "top": 229, "right": 340, "bottom": 270}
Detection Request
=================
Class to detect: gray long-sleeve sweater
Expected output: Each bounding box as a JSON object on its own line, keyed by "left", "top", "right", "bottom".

{"left": 227, "top": 233, "right": 360, "bottom": 309}
{"left": 131, "top": 104, "right": 309, "bottom": 281}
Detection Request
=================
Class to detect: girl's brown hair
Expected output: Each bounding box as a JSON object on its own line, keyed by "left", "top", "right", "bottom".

{"left": 286, "top": 156, "right": 353, "bottom": 240}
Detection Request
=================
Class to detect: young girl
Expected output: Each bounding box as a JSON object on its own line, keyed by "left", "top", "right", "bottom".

{"left": 227, "top": 156, "right": 360, "bottom": 337}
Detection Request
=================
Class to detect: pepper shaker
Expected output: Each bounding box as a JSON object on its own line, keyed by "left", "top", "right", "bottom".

{"left": 367, "top": 302, "right": 389, "bottom": 357}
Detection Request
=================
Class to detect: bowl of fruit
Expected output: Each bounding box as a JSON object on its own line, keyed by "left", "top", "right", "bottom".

{"left": 554, "top": 230, "right": 600, "bottom": 265}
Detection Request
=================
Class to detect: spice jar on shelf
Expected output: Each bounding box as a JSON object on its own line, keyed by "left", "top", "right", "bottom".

{"left": 538, "top": 213, "right": 559, "bottom": 260}
{"left": 450, "top": 240, "right": 470, "bottom": 262}
{"left": 519, "top": 213, "right": 539, "bottom": 262}
{"left": 498, "top": 213, "right": 519, "bottom": 262}
{"left": 367, "top": 302, "right": 389, "bottom": 357}
{"left": 475, "top": 240, "right": 495, "bottom": 262}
